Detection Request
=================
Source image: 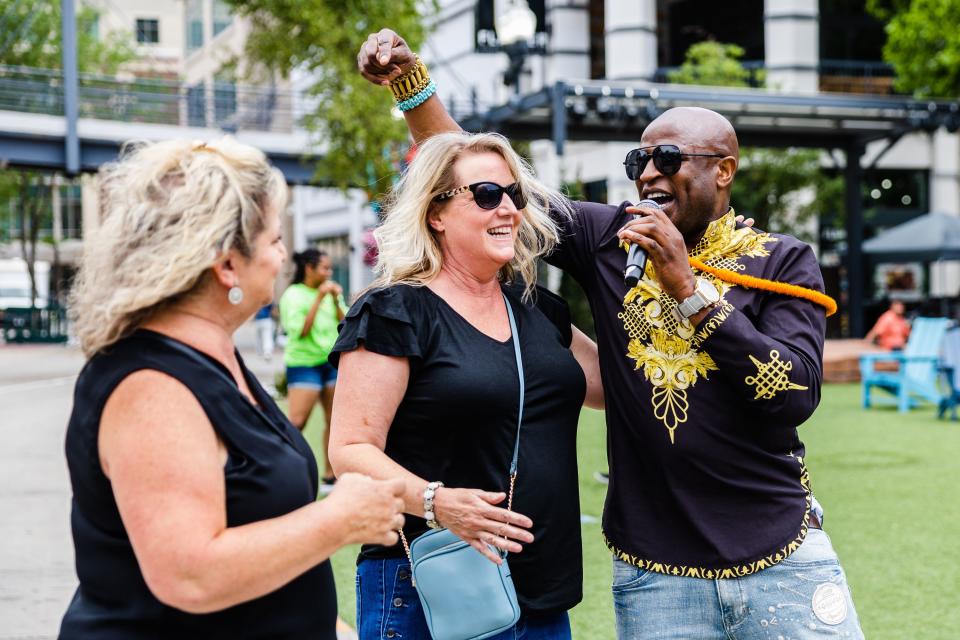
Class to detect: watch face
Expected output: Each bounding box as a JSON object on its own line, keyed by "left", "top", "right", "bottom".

{"left": 697, "top": 278, "right": 720, "bottom": 303}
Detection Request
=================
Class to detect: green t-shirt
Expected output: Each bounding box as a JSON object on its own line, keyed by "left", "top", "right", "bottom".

{"left": 279, "top": 283, "right": 348, "bottom": 367}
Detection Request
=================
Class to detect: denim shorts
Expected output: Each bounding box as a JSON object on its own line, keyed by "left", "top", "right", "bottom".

{"left": 611, "top": 528, "right": 864, "bottom": 639}
{"left": 286, "top": 363, "right": 337, "bottom": 390}
{"left": 356, "top": 557, "right": 571, "bottom": 640}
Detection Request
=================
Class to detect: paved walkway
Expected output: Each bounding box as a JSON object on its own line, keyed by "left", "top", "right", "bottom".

{"left": 0, "top": 324, "right": 354, "bottom": 639}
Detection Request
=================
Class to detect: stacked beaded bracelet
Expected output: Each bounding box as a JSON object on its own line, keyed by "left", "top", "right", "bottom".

{"left": 397, "top": 79, "right": 436, "bottom": 112}
{"left": 423, "top": 481, "right": 444, "bottom": 529}
{"left": 390, "top": 54, "right": 436, "bottom": 112}
{"left": 390, "top": 55, "right": 430, "bottom": 100}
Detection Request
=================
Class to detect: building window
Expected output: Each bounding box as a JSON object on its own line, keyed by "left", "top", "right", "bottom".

{"left": 136, "top": 18, "right": 159, "bottom": 44}
{"left": 214, "top": 75, "right": 237, "bottom": 126}
{"left": 187, "top": 83, "right": 206, "bottom": 127}
{"left": 588, "top": 0, "right": 605, "bottom": 79}
{"left": 213, "top": 1, "right": 232, "bottom": 36}
{"left": 657, "top": 0, "right": 764, "bottom": 68}
{"left": 85, "top": 13, "right": 99, "bottom": 40}
{"left": 185, "top": 0, "right": 204, "bottom": 52}
{"left": 59, "top": 183, "right": 83, "bottom": 241}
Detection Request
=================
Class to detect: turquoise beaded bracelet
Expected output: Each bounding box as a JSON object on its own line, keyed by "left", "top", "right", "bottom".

{"left": 397, "top": 79, "right": 437, "bottom": 112}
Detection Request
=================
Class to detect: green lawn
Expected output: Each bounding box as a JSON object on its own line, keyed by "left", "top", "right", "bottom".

{"left": 297, "top": 384, "right": 960, "bottom": 639}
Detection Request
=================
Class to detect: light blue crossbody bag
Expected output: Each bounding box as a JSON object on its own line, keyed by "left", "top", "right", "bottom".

{"left": 401, "top": 293, "right": 525, "bottom": 640}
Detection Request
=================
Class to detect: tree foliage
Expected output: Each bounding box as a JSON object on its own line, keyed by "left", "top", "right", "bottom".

{"left": 667, "top": 42, "right": 760, "bottom": 87}
{"left": 670, "top": 39, "right": 843, "bottom": 238}
{"left": 867, "top": 0, "right": 960, "bottom": 97}
{"left": 730, "top": 149, "right": 845, "bottom": 239}
{"left": 222, "top": 0, "right": 433, "bottom": 193}
{"left": 0, "top": 0, "right": 135, "bottom": 304}
{"left": 0, "top": 0, "right": 134, "bottom": 73}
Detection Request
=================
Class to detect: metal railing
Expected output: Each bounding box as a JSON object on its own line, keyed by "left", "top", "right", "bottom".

{"left": 0, "top": 64, "right": 306, "bottom": 133}
{"left": 819, "top": 59, "right": 897, "bottom": 95}
{"left": 652, "top": 60, "right": 766, "bottom": 88}
{"left": 1, "top": 305, "right": 68, "bottom": 344}
{"left": 652, "top": 59, "right": 900, "bottom": 95}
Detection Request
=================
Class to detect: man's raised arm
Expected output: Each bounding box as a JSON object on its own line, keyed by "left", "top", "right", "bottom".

{"left": 358, "top": 29, "right": 462, "bottom": 144}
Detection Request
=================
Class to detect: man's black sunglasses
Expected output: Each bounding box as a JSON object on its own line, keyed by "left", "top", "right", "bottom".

{"left": 434, "top": 181, "right": 527, "bottom": 210}
{"left": 623, "top": 145, "right": 725, "bottom": 180}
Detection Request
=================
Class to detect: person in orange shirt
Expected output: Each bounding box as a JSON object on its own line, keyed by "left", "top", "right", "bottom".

{"left": 866, "top": 300, "right": 911, "bottom": 350}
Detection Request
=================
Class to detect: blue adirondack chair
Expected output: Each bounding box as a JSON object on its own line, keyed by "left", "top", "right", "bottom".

{"left": 937, "top": 328, "right": 960, "bottom": 421}
{"left": 860, "top": 317, "right": 951, "bottom": 412}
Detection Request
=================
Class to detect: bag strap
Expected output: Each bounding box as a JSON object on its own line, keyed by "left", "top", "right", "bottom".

{"left": 504, "top": 292, "right": 522, "bottom": 511}
{"left": 399, "top": 290, "right": 525, "bottom": 571}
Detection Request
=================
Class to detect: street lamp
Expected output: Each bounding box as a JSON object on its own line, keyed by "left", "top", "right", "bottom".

{"left": 495, "top": 0, "right": 537, "bottom": 90}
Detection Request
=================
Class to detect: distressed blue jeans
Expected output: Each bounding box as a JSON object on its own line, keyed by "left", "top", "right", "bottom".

{"left": 612, "top": 529, "right": 864, "bottom": 639}
{"left": 356, "top": 557, "right": 571, "bottom": 640}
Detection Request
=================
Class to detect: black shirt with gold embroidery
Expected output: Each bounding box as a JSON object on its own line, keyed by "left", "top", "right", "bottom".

{"left": 548, "top": 201, "right": 825, "bottom": 578}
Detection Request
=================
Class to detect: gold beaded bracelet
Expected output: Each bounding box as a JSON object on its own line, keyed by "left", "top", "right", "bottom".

{"left": 390, "top": 55, "right": 430, "bottom": 102}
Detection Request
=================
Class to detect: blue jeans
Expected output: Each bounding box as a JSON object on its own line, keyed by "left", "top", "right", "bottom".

{"left": 356, "top": 557, "right": 571, "bottom": 640}
{"left": 612, "top": 529, "right": 863, "bottom": 639}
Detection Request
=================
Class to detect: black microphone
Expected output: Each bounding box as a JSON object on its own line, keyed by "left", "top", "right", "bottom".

{"left": 624, "top": 199, "right": 659, "bottom": 288}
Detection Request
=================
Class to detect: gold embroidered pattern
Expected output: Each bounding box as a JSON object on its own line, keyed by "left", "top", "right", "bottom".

{"left": 690, "top": 300, "right": 734, "bottom": 350}
{"left": 605, "top": 455, "right": 812, "bottom": 579}
{"left": 745, "top": 349, "right": 808, "bottom": 400}
{"left": 620, "top": 211, "right": 777, "bottom": 442}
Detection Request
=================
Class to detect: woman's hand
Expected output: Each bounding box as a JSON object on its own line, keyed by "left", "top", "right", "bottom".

{"left": 325, "top": 473, "right": 406, "bottom": 547}
{"left": 432, "top": 487, "right": 534, "bottom": 565}
{"left": 317, "top": 281, "right": 342, "bottom": 298}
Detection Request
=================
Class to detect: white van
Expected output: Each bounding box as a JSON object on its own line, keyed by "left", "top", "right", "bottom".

{"left": 0, "top": 258, "right": 50, "bottom": 309}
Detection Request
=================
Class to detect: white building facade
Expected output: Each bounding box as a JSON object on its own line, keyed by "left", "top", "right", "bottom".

{"left": 418, "top": 0, "right": 960, "bottom": 326}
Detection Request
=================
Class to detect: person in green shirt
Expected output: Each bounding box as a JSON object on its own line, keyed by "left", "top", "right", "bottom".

{"left": 279, "top": 249, "right": 347, "bottom": 492}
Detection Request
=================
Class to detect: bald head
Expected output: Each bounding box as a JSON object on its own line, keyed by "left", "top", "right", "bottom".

{"left": 642, "top": 107, "right": 739, "bottom": 161}
{"left": 631, "top": 107, "right": 741, "bottom": 240}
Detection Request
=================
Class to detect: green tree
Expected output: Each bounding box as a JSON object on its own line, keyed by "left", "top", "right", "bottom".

{"left": 0, "top": 0, "right": 135, "bottom": 305}
{"left": 667, "top": 42, "right": 760, "bottom": 87}
{"left": 0, "top": 0, "right": 133, "bottom": 72}
{"left": 670, "top": 39, "right": 843, "bottom": 238}
{"left": 222, "top": 1, "right": 433, "bottom": 193}
{"left": 867, "top": 0, "right": 960, "bottom": 97}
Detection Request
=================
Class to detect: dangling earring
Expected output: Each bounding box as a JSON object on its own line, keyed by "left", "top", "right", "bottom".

{"left": 228, "top": 285, "right": 244, "bottom": 305}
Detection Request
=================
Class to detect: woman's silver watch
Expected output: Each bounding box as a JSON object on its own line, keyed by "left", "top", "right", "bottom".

{"left": 423, "top": 481, "right": 444, "bottom": 529}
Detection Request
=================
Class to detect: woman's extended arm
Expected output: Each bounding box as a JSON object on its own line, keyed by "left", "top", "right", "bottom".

{"left": 570, "top": 325, "right": 604, "bottom": 409}
{"left": 329, "top": 345, "right": 534, "bottom": 564}
{"left": 99, "top": 369, "right": 405, "bottom": 614}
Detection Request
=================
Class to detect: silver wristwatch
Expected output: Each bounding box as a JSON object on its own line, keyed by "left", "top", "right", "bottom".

{"left": 674, "top": 277, "right": 721, "bottom": 321}
{"left": 423, "top": 481, "right": 444, "bottom": 529}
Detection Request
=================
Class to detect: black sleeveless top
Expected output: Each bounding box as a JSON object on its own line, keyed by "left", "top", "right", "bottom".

{"left": 59, "top": 330, "right": 337, "bottom": 639}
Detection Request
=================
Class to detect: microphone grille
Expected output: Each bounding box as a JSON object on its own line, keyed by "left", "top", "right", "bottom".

{"left": 636, "top": 199, "right": 661, "bottom": 209}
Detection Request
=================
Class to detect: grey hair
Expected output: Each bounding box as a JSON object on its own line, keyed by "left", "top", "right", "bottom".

{"left": 69, "top": 137, "right": 287, "bottom": 357}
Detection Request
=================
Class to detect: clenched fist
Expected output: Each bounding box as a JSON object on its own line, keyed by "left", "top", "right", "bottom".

{"left": 357, "top": 28, "right": 417, "bottom": 86}
{"left": 325, "top": 473, "right": 406, "bottom": 547}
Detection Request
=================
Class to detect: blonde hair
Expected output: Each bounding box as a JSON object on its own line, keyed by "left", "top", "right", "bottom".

{"left": 70, "top": 137, "right": 287, "bottom": 357}
{"left": 371, "top": 132, "right": 571, "bottom": 299}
